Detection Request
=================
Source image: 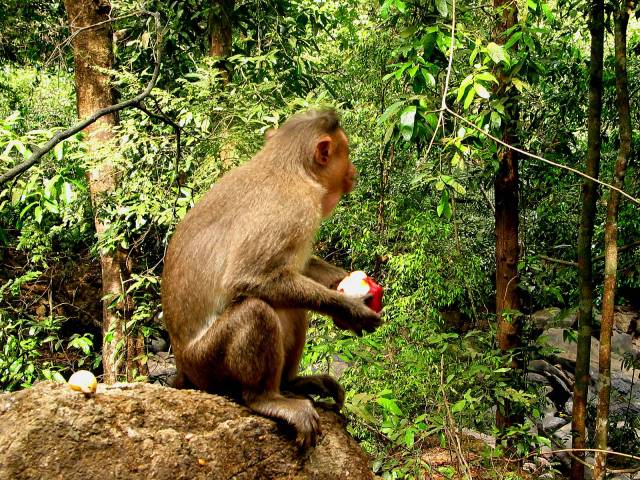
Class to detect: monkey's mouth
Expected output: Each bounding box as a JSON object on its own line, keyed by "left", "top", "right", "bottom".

{"left": 344, "top": 175, "right": 357, "bottom": 193}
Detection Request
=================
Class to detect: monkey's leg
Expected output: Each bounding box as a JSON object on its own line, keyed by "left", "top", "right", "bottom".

{"left": 185, "top": 298, "right": 321, "bottom": 448}
{"left": 171, "top": 369, "right": 196, "bottom": 389}
{"left": 283, "top": 375, "right": 345, "bottom": 411}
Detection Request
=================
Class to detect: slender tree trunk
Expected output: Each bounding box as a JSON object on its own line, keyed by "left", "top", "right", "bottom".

{"left": 208, "top": 0, "right": 234, "bottom": 75}
{"left": 593, "top": 1, "right": 632, "bottom": 478}
{"left": 570, "top": 1, "right": 604, "bottom": 478}
{"left": 208, "top": 0, "right": 236, "bottom": 169}
{"left": 493, "top": 0, "right": 522, "bottom": 435}
{"left": 64, "top": 0, "right": 133, "bottom": 383}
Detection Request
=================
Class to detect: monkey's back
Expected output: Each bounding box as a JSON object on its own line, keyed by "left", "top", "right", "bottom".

{"left": 161, "top": 160, "right": 322, "bottom": 347}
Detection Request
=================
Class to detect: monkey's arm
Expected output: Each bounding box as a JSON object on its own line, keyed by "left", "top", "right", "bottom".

{"left": 303, "top": 256, "right": 347, "bottom": 289}
{"left": 242, "top": 271, "right": 380, "bottom": 335}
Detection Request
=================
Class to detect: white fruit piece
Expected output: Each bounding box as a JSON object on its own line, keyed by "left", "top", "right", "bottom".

{"left": 68, "top": 370, "right": 98, "bottom": 394}
{"left": 337, "top": 270, "right": 370, "bottom": 297}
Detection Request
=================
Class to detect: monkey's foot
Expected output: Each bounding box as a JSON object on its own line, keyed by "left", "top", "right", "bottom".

{"left": 245, "top": 393, "right": 321, "bottom": 449}
{"left": 283, "top": 375, "right": 345, "bottom": 411}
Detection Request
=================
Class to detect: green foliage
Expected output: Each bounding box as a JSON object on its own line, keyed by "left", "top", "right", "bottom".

{"left": 1, "top": 0, "right": 639, "bottom": 476}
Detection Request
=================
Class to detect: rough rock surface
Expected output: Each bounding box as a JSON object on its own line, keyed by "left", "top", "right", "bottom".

{"left": 0, "top": 382, "right": 374, "bottom": 480}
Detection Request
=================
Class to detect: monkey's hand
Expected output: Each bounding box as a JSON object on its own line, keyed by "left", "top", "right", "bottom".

{"left": 333, "top": 294, "right": 381, "bottom": 336}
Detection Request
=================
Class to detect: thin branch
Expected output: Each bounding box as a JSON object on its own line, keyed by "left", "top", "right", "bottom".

{"left": 136, "top": 97, "right": 184, "bottom": 219}
{"left": 45, "top": 10, "right": 140, "bottom": 68}
{"left": 538, "top": 255, "right": 579, "bottom": 267}
{"left": 0, "top": 11, "right": 163, "bottom": 186}
{"left": 421, "top": 0, "right": 457, "bottom": 164}
{"left": 413, "top": 0, "right": 640, "bottom": 207}
{"left": 444, "top": 106, "right": 640, "bottom": 206}
{"left": 536, "top": 239, "right": 640, "bottom": 268}
{"left": 479, "top": 184, "right": 495, "bottom": 213}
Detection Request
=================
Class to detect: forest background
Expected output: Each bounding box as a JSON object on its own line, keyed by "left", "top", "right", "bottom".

{"left": 0, "top": 0, "right": 639, "bottom": 478}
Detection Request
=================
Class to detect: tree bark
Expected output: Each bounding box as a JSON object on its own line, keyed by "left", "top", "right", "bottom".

{"left": 64, "top": 0, "right": 132, "bottom": 383}
{"left": 208, "top": 0, "right": 234, "bottom": 75}
{"left": 493, "top": 0, "right": 522, "bottom": 436}
{"left": 593, "top": 1, "right": 632, "bottom": 478}
{"left": 570, "top": 1, "right": 604, "bottom": 478}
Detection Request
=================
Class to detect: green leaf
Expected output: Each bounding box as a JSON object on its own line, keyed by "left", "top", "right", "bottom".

{"left": 399, "top": 106, "right": 417, "bottom": 141}
{"left": 377, "top": 397, "right": 403, "bottom": 416}
{"left": 463, "top": 88, "right": 475, "bottom": 110}
{"left": 378, "top": 101, "right": 405, "bottom": 124}
{"left": 405, "top": 429, "right": 415, "bottom": 448}
{"left": 421, "top": 68, "right": 436, "bottom": 87}
{"left": 475, "top": 71, "right": 498, "bottom": 84}
{"left": 505, "top": 31, "right": 522, "bottom": 49}
{"left": 511, "top": 78, "right": 529, "bottom": 92}
{"left": 399, "top": 26, "right": 419, "bottom": 38}
{"left": 54, "top": 142, "right": 64, "bottom": 161}
{"left": 458, "top": 74, "right": 473, "bottom": 98}
{"left": 487, "top": 42, "right": 509, "bottom": 65}
{"left": 435, "top": 0, "right": 448, "bottom": 17}
{"left": 34, "top": 206, "right": 43, "bottom": 224}
{"left": 474, "top": 83, "right": 490, "bottom": 99}
{"left": 490, "top": 111, "right": 502, "bottom": 130}
{"left": 451, "top": 399, "right": 466, "bottom": 413}
{"left": 437, "top": 190, "right": 451, "bottom": 219}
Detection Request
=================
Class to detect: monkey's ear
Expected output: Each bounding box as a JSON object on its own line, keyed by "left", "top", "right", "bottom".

{"left": 314, "top": 135, "right": 333, "bottom": 166}
{"left": 264, "top": 128, "right": 277, "bottom": 142}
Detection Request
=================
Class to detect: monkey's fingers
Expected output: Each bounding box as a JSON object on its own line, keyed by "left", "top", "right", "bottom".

{"left": 331, "top": 316, "right": 352, "bottom": 331}
{"left": 363, "top": 315, "right": 382, "bottom": 332}
{"left": 295, "top": 408, "right": 321, "bottom": 449}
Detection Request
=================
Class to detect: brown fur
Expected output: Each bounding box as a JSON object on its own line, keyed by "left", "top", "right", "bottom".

{"left": 161, "top": 109, "right": 381, "bottom": 448}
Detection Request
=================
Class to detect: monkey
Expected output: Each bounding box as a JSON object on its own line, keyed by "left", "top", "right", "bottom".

{"left": 161, "top": 109, "right": 381, "bottom": 448}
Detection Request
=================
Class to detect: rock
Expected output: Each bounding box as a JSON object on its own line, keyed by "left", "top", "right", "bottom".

{"left": 526, "top": 372, "right": 549, "bottom": 385}
{"left": 534, "top": 455, "right": 552, "bottom": 469}
{"left": 553, "top": 422, "right": 573, "bottom": 449}
{"left": 565, "top": 400, "right": 573, "bottom": 415}
{"left": 147, "top": 352, "right": 177, "bottom": 385}
{"left": 329, "top": 357, "right": 349, "bottom": 379}
{"left": 0, "top": 382, "right": 373, "bottom": 480}
{"left": 149, "top": 336, "right": 169, "bottom": 354}
{"left": 613, "top": 306, "right": 639, "bottom": 335}
{"left": 611, "top": 332, "right": 634, "bottom": 356}
{"left": 542, "top": 414, "right": 567, "bottom": 432}
{"left": 530, "top": 307, "right": 562, "bottom": 330}
{"left": 528, "top": 359, "right": 573, "bottom": 407}
{"left": 460, "top": 428, "right": 495, "bottom": 448}
{"left": 542, "top": 399, "right": 557, "bottom": 417}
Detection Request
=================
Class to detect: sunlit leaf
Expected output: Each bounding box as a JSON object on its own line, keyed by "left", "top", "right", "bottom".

{"left": 399, "top": 105, "right": 416, "bottom": 141}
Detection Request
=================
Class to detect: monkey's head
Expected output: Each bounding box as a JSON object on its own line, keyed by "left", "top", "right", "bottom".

{"left": 265, "top": 109, "right": 357, "bottom": 217}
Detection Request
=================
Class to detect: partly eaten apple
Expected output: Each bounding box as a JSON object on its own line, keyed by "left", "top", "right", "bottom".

{"left": 337, "top": 270, "right": 383, "bottom": 313}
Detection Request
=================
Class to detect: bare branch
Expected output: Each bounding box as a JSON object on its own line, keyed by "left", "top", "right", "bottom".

{"left": 445, "top": 106, "right": 640, "bottom": 206}
{"left": 536, "top": 240, "right": 640, "bottom": 268}
{"left": 0, "top": 11, "right": 163, "bottom": 186}
{"left": 538, "top": 255, "right": 579, "bottom": 267}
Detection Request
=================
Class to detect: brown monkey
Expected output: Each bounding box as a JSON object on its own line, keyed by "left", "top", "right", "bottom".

{"left": 161, "top": 109, "right": 381, "bottom": 448}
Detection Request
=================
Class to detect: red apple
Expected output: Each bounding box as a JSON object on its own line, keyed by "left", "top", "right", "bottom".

{"left": 337, "top": 271, "right": 383, "bottom": 313}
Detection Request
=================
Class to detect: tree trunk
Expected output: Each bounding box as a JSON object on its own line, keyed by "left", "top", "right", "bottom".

{"left": 208, "top": 0, "right": 234, "bottom": 74}
{"left": 593, "top": 1, "right": 631, "bottom": 478}
{"left": 493, "top": 0, "right": 522, "bottom": 435}
{"left": 570, "top": 1, "right": 604, "bottom": 478}
{"left": 64, "top": 0, "right": 134, "bottom": 383}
